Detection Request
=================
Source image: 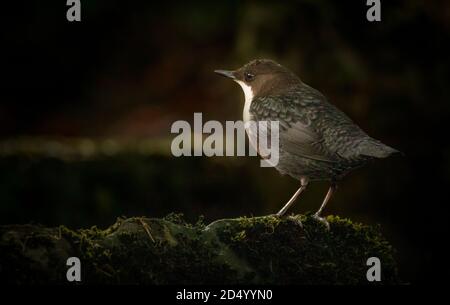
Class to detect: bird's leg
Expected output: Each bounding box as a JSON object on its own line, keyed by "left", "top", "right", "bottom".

{"left": 276, "top": 178, "right": 309, "bottom": 217}
{"left": 313, "top": 182, "right": 337, "bottom": 229}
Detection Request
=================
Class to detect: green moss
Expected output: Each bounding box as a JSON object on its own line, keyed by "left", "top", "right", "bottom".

{"left": 0, "top": 214, "right": 400, "bottom": 284}
{"left": 212, "top": 214, "right": 399, "bottom": 284}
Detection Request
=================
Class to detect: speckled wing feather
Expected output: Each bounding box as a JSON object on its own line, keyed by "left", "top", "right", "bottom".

{"left": 249, "top": 84, "right": 372, "bottom": 164}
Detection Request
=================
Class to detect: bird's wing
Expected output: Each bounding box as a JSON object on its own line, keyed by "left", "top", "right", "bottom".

{"left": 249, "top": 94, "right": 338, "bottom": 163}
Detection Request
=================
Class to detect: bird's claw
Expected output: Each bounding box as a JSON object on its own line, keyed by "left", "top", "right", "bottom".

{"left": 270, "top": 213, "right": 303, "bottom": 228}
{"left": 286, "top": 215, "right": 303, "bottom": 228}
{"left": 313, "top": 214, "right": 330, "bottom": 230}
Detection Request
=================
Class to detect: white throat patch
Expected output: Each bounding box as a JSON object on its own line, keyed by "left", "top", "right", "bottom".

{"left": 235, "top": 80, "right": 254, "bottom": 123}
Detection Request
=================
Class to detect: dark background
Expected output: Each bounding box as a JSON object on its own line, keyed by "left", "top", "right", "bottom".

{"left": 1, "top": 0, "right": 449, "bottom": 284}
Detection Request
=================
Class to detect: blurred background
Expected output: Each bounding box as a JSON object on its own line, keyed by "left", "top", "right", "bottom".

{"left": 1, "top": 0, "right": 449, "bottom": 284}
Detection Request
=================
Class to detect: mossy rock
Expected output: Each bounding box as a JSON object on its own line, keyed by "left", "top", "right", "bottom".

{"left": 0, "top": 214, "right": 400, "bottom": 284}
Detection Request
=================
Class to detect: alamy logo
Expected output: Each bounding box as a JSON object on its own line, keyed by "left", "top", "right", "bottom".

{"left": 366, "top": 0, "right": 381, "bottom": 22}
{"left": 170, "top": 113, "right": 280, "bottom": 167}
{"left": 66, "top": 0, "right": 81, "bottom": 22}
{"left": 66, "top": 257, "right": 81, "bottom": 282}
{"left": 366, "top": 257, "right": 381, "bottom": 282}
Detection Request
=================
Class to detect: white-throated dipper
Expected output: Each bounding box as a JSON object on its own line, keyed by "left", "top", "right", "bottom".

{"left": 215, "top": 59, "right": 399, "bottom": 226}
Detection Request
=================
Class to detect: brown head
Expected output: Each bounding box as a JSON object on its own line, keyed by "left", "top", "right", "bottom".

{"left": 214, "top": 59, "right": 302, "bottom": 98}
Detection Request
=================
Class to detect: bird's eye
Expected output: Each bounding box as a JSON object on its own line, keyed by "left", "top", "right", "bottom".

{"left": 244, "top": 72, "right": 255, "bottom": 82}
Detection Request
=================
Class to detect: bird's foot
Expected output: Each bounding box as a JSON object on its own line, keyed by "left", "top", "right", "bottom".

{"left": 271, "top": 213, "right": 303, "bottom": 228}
{"left": 312, "top": 214, "right": 330, "bottom": 230}
{"left": 286, "top": 215, "right": 303, "bottom": 228}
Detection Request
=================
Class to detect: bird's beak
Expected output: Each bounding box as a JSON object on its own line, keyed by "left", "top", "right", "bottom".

{"left": 214, "top": 70, "right": 236, "bottom": 79}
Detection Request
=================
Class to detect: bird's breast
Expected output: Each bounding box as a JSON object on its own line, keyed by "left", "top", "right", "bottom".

{"left": 243, "top": 99, "right": 252, "bottom": 123}
{"left": 235, "top": 80, "right": 254, "bottom": 123}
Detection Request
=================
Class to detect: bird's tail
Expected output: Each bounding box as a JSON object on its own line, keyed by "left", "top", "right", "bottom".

{"left": 357, "top": 138, "right": 401, "bottom": 159}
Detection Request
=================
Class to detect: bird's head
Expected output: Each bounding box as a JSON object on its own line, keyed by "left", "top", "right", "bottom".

{"left": 215, "top": 59, "right": 301, "bottom": 99}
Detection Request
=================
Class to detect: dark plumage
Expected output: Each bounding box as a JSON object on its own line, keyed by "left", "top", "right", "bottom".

{"left": 215, "top": 59, "right": 399, "bottom": 225}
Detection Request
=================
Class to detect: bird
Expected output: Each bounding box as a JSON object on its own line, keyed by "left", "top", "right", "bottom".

{"left": 215, "top": 59, "right": 399, "bottom": 226}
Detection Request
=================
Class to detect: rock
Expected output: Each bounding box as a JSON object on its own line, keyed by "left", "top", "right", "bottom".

{"left": 0, "top": 214, "right": 400, "bottom": 284}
